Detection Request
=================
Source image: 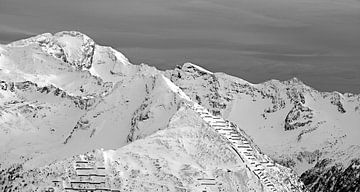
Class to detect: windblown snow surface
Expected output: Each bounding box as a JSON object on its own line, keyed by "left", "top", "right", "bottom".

{"left": 0, "top": 31, "right": 358, "bottom": 192}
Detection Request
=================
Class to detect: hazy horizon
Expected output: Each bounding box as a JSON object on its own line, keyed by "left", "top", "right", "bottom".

{"left": 1, "top": 0, "right": 359, "bottom": 93}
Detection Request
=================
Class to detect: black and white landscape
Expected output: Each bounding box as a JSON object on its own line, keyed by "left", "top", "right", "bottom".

{"left": 1, "top": 0, "right": 360, "bottom": 191}
{"left": 0, "top": 31, "right": 359, "bottom": 192}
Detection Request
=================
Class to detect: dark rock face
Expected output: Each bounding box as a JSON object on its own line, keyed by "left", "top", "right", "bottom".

{"left": 0, "top": 80, "right": 97, "bottom": 110}
{"left": 327, "top": 92, "right": 347, "bottom": 114}
{"left": 0, "top": 164, "right": 24, "bottom": 192}
{"left": 167, "top": 64, "right": 228, "bottom": 116}
{"left": 300, "top": 159, "right": 360, "bottom": 192}
{"left": 284, "top": 104, "right": 313, "bottom": 131}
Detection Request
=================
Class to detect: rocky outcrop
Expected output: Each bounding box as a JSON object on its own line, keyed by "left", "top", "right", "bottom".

{"left": 127, "top": 97, "right": 151, "bottom": 143}
{"left": 301, "top": 159, "right": 360, "bottom": 192}
{"left": 327, "top": 92, "right": 346, "bottom": 113}
{"left": 166, "top": 64, "right": 230, "bottom": 116}
{"left": 0, "top": 164, "right": 24, "bottom": 192}
{"left": 1, "top": 80, "right": 97, "bottom": 110}
{"left": 284, "top": 104, "right": 313, "bottom": 131}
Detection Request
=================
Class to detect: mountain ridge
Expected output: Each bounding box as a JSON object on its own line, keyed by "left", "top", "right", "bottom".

{"left": 1, "top": 31, "right": 359, "bottom": 192}
{"left": 166, "top": 60, "right": 360, "bottom": 191}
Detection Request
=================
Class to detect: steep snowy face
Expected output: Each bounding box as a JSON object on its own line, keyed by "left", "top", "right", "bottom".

{"left": 2, "top": 31, "right": 138, "bottom": 96}
{"left": 52, "top": 31, "right": 95, "bottom": 69}
{"left": 166, "top": 63, "right": 360, "bottom": 191}
{"left": 2, "top": 39, "right": 107, "bottom": 96}
{"left": 90, "top": 45, "right": 133, "bottom": 82}
{"left": 7, "top": 31, "right": 95, "bottom": 70}
{"left": 61, "top": 72, "right": 187, "bottom": 155}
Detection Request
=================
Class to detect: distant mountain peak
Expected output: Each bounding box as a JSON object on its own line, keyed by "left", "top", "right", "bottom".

{"left": 8, "top": 31, "right": 96, "bottom": 70}
{"left": 287, "top": 77, "right": 303, "bottom": 84}
{"left": 181, "top": 62, "right": 214, "bottom": 75}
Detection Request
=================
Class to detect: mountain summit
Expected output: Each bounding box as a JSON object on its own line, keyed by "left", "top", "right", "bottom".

{"left": 1, "top": 32, "right": 359, "bottom": 192}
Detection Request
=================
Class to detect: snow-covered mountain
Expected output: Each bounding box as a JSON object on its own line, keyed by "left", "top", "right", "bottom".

{"left": 0, "top": 31, "right": 357, "bottom": 191}
{"left": 0, "top": 31, "right": 185, "bottom": 170}
{"left": 165, "top": 63, "right": 360, "bottom": 191}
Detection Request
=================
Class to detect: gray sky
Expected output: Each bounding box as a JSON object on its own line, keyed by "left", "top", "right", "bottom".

{"left": 1, "top": 0, "right": 360, "bottom": 93}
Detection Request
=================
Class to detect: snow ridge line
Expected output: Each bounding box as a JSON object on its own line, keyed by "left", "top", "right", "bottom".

{"left": 186, "top": 102, "right": 305, "bottom": 192}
